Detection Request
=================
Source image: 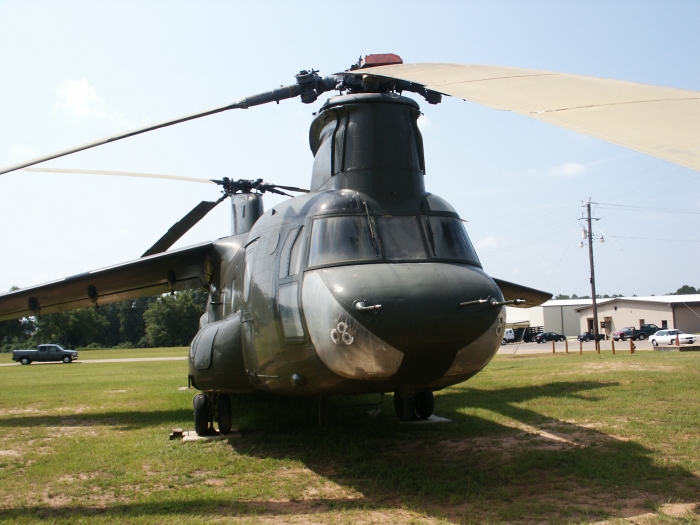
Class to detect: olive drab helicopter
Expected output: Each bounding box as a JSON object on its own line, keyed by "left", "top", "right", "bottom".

{"left": 1, "top": 54, "right": 699, "bottom": 431}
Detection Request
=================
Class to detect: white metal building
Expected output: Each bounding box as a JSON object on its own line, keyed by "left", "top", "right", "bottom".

{"left": 505, "top": 299, "right": 593, "bottom": 337}
{"left": 576, "top": 295, "right": 700, "bottom": 336}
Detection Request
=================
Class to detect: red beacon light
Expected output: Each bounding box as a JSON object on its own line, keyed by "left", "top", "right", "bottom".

{"left": 360, "top": 54, "right": 403, "bottom": 69}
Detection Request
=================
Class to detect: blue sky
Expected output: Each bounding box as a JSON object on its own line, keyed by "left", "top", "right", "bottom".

{"left": 1, "top": 1, "right": 698, "bottom": 297}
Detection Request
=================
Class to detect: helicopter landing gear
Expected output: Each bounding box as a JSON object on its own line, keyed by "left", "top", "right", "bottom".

{"left": 414, "top": 390, "right": 434, "bottom": 419}
{"left": 394, "top": 389, "right": 434, "bottom": 421}
{"left": 193, "top": 393, "right": 209, "bottom": 435}
{"left": 193, "top": 392, "right": 233, "bottom": 435}
{"left": 217, "top": 394, "right": 232, "bottom": 435}
{"left": 317, "top": 396, "right": 331, "bottom": 427}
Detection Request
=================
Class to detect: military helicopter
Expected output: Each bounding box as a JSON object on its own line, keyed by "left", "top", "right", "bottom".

{"left": 1, "top": 54, "right": 698, "bottom": 431}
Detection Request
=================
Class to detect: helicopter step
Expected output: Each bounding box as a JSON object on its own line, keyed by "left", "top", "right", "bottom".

{"left": 193, "top": 392, "right": 233, "bottom": 436}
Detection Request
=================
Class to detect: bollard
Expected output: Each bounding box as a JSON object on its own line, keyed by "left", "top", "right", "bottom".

{"left": 611, "top": 338, "right": 615, "bottom": 355}
{"left": 676, "top": 334, "right": 680, "bottom": 346}
{"left": 565, "top": 339, "right": 569, "bottom": 353}
{"left": 552, "top": 340, "right": 555, "bottom": 353}
{"left": 579, "top": 340, "right": 583, "bottom": 354}
{"left": 630, "top": 339, "right": 635, "bottom": 354}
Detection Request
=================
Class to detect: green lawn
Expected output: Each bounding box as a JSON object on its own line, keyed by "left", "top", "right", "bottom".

{"left": 0, "top": 346, "right": 188, "bottom": 364}
{"left": 0, "top": 350, "right": 699, "bottom": 524}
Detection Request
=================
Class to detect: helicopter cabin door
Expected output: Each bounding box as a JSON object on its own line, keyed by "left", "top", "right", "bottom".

{"left": 241, "top": 240, "right": 259, "bottom": 377}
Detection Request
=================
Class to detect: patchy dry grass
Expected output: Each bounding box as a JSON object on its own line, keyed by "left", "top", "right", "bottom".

{"left": 1, "top": 350, "right": 699, "bottom": 524}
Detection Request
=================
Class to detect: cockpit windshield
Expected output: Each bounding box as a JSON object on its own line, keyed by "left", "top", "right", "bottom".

{"left": 308, "top": 216, "right": 377, "bottom": 267}
{"left": 307, "top": 215, "right": 480, "bottom": 268}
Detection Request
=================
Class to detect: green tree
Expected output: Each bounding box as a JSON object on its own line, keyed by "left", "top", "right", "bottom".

{"left": 671, "top": 285, "right": 699, "bottom": 295}
{"left": 33, "top": 308, "right": 110, "bottom": 349}
{"left": 0, "top": 286, "right": 35, "bottom": 350}
{"left": 142, "top": 290, "right": 207, "bottom": 347}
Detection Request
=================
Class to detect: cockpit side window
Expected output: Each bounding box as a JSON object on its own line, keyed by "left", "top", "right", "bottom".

{"left": 308, "top": 217, "right": 376, "bottom": 267}
{"left": 289, "top": 226, "right": 306, "bottom": 276}
{"left": 377, "top": 216, "right": 428, "bottom": 260}
{"left": 424, "top": 216, "right": 481, "bottom": 266}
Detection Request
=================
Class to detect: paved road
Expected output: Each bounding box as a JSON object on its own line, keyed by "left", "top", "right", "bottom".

{"left": 0, "top": 356, "right": 188, "bottom": 367}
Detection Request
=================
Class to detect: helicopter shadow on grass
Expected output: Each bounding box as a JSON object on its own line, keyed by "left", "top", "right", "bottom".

{"left": 218, "top": 380, "right": 699, "bottom": 523}
{"left": 0, "top": 408, "right": 192, "bottom": 432}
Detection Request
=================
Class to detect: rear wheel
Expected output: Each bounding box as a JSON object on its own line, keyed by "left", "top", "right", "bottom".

{"left": 216, "top": 394, "right": 232, "bottom": 435}
{"left": 20, "top": 357, "right": 30, "bottom": 365}
{"left": 559, "top": 337, "right": 565, "bottom": 342}
{"left": 414, "top": 390, "right": 434, "bottom": 419}
{"left": 193, "top": 394, "right": 209, "bottom": 436}
{"left": 638, "top": 333, "right": 646, "bottom": 340}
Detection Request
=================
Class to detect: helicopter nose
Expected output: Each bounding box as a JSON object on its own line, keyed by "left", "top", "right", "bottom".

{"left": 301, "top": 264, "right": 504, "bottom": 383}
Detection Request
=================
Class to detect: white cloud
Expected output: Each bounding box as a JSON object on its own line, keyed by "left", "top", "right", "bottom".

{"left": 548, "top": 162, "right": 587, "bottom": 177}
{"left": 54, "top": 79, "right": 128, "bottom": 127}
{"left": 476, "top": 236, "right": 499, "bottom": 249}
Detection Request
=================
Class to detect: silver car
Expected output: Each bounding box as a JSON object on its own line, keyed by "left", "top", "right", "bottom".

{"left": 650, "top": 330, "right": 696, "bottom": 346}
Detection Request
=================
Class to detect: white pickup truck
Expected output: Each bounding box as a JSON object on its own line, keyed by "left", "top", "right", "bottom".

{"left": 12, "top": 344, "right": 78, "bottom": 365}
{"left": 501, "top": 328, "right": 515, "bottom": 345}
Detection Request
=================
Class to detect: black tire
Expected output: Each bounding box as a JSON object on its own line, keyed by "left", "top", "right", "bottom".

{"left": 637, "top": 333, "right": 646, "bottom": 340}
{"left": 414, "top": 390, "right": 434, "bottom": 419}
{"left": 621, "top": 335, "right": 626, "bottom": 341}
{"left": 62, "top": 356, "right": 71, "bottom": 363}
{"left": 652, "top": 340, "right": 658, "bottom": 347}
{"left": 559, "top": 337, "right": 565, "bottom": 342}
{"left": 216, "top": 394, "right": 232, "bottom": 435}
{"left": 584, "top": 337, "right": 590, "bottom": 343}
{"left": 193, "top": 394, "right": 209, "bottom": 436}
{"left": 501, "top": 339, "right": 507, "bottom": 346}
{"left": 20, "top": 356, "right": 30, "bottom": 365}
{"left": 393, "top": 392, "right": 415, "bottom": 421}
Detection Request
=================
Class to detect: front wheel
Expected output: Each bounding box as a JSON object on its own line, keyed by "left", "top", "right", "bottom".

{"left": 62, "top": 356, "right": 71, "bottom": 363}
{"left": 20, "top": 357, "right": 30, "bottom": 365}
{"left": 216, "top": 394, "right": 232, "bottom": 435}
{"left": 193, "top": 394, "right": 209, "bottom": 436}
{"left": 637, "top": 334, "right": 646, "bottom": 340}
{"left": 652, "top": 340, "right": 658, "bottom": 346}
{"left": 621, "top": 336, "right": 627, "bottom": 341}
{"left": 414, "top": 390, "right": 434, "bottom": 420}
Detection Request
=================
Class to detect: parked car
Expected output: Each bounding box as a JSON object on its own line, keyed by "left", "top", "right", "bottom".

{"left": 12, "top": 344, "right": 78, "bottom": 365}
{"left": 577, "top": 332, "right": 605, "bottom": 342}
{"left": 501, "top": 328, "right": 515, "bottom": 345}
{"left": 534, "top": 332, "right": 566, "bottom": 343}
{"left": 650, "top": 330, "right": 696, "bottom": 346}
{"left": 612, "top": 327, "right": 635, "bottom": 341}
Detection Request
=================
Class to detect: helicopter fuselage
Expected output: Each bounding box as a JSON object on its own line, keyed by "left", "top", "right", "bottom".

{"left": 188, "top": 93, "right": 505, "bottom": 399}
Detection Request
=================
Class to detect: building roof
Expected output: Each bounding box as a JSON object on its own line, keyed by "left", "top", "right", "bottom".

{"left": 575, "top": 295, "right": 700, "bottom": 312}
{"left": 542, "top": 299, "right": 594, "bottom": 307}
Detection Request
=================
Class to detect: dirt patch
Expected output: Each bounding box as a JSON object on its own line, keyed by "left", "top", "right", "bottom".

{"left": 0, "top": 449, "right": 20, "bottom": 457}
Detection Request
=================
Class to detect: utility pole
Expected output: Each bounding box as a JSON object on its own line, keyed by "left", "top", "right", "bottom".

{"left": 585, "top": 199, "right": 600, "bottom": 351}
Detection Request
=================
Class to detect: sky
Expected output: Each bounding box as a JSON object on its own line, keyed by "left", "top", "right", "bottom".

{"left": 1, "top": 0, "right": 699, "bottom": 298}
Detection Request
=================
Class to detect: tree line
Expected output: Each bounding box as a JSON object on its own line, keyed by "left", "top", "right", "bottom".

{"left": 0, "top": 288, "right": 207, "bottom": 351}
{"left": 555, "top": 285, "right": 699, "bottom": 301}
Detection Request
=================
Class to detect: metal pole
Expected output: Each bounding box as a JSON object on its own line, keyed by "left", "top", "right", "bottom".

{"left": 587, "top": 199, "right": 600, "bottom": 352}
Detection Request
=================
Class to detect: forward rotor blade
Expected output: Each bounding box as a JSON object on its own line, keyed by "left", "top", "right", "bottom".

{"left": 22, "top": 167, "right": 216, "bottom": 185}
{"left": 350, "top": 63, "right": 700, "bottom": 173}
{"left": 1, "top": 81, "right": 310, "bottom": 176}
{"left": 142, "top": 198, "right": 225, "bottom": 257}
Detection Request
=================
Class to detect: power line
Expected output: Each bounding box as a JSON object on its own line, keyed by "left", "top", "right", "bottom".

{"left": 609, "top": 235, "right": 700, "bottom": 243}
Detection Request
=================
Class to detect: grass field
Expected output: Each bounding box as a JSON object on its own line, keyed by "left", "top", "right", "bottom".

{"left": 1, "top": 349, "right": 699, "bottom": 524}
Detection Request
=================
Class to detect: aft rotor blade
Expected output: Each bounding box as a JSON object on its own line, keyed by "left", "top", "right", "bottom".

{"left": 0, "top": 82, "right": 307, "bottom": 176}
{"left": 142, "top": 198, "right": 225, "bottom": 257}
{"left": 349, "top": 63, "right": 700, "bottom": 173}
{"left": 273, "top": 184, "right": 310, "bottom": 193}
{"left": 22, "top": 167, "right": 216, "bottom": 185}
